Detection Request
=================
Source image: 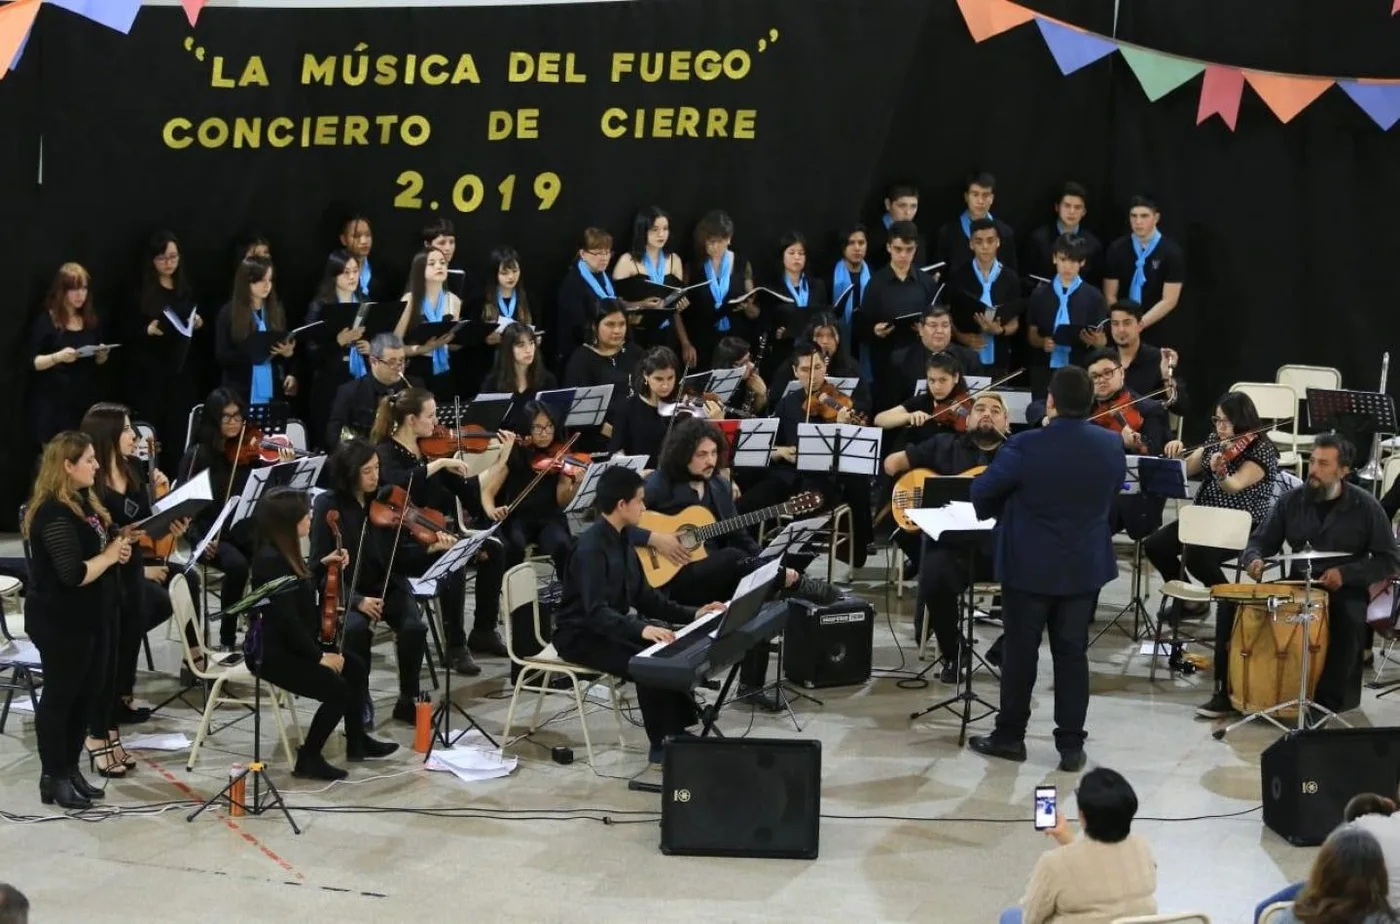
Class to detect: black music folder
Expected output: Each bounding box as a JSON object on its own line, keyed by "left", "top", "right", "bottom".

{"left": 404, "top": 318, "right": 472, "bottom": 345}
{"left": 314, "top": 301, "right": 400, "bottom": 342}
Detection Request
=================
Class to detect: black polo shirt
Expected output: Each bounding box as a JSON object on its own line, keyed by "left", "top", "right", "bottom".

{"left": 1022, "top": 223, "right": 1102, "bottom": 286}
{"left": 935, "top": 217, "right": 1018, "bottom": 277}
{"left": 1026, "top": 279, "right": 1108, "bottom": 370}
{"left": 1103, "top": 234, "right": 1186, "bottom": 347}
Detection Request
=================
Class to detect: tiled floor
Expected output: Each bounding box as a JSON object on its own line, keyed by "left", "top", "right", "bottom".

{"left": 0, "top": 534, "right": 1379, "bottom": 923}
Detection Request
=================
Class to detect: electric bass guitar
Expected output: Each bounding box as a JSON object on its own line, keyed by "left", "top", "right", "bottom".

{"left": 636, "top": 491, "right": 824, "bottom": 587}
{"left": 890, "top": 466, "right": 986, "bottom": 532}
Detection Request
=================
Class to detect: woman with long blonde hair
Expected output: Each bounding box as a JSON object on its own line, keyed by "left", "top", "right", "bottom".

{"left": 22, "top": 431, "right": 133, "bottom": 810}
{"left": 28, "top": 262, "right": 109, "bottom": 445}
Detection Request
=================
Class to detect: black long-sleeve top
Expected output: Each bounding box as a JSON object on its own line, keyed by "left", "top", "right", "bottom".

{"left": 935, "top": 217, "right": 1018, "bottom": 277}
{"left": 1023, "top": 224, "right": 1101, "bottom": 285}
{"left": 643, "top": 471, "right": 758, "bottom": 557}
{"left": 1243, "top": 483, "right": 1400, "bottom": 588}
{"left": 177, "top": 442, "right": 251, "bottom": 544}
{"left": 96, "top": 468, "right": 153, "bottom": 604}
{"left": 214, "top": 302, "right": 291, "bottom": 402}
{"left": 375, "top": 438, "right": 476, "bottom": 527}
{"left": 248, "top": 545, "right": 326, "bottom": 666}
{"left": 324, "top": 372, "right": 417, "bottom": 450}
{"left": 27, "top": 315, "right": 104, "bottom": 444}
{"left": 24, "top": 493, "right": 118, "bottom": 631}
{"left": 891, "top": 342, "right": 984, "bottom": 402}
{"left": 906, "top": 431, "right": 1003, "bottom": 474}
{"left": 554, "top": 518, "right": 696, "bottom": 644}
{"left": 554, "top": 268, "right": 610, "bottom": 368}
{"left": 773, "top": 382, "right": 874, "bottom": 447}
{"left": 1121, "top": 341, "right": 1189, "bottom": 419}
{"left": 309, "top": 489, "right": 432, "bottom": 607}
{"left": 860, "top": 266, "right": 940, "bottom": 393}
{"left": 563, "top": 344, "right": 637, "bottom": 424}
{"left": 606, "top": 396, "right": 671, "bottom": 467}
{"left": 478, "top": 369, "right": 558, "bottom": 436}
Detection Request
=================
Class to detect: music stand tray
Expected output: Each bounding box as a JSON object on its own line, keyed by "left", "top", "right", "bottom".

{"left": 795, "top": 424, "right": 882, "bottom": 476}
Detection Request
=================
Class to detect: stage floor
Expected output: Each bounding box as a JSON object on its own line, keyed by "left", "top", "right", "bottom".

{"left": 0, "top": 533, "right": 1381, "bottom": 923}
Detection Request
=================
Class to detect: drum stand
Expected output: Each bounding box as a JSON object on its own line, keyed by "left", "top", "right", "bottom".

{"left": 1213, "top": 562, "right": 1349, "bottom": 740}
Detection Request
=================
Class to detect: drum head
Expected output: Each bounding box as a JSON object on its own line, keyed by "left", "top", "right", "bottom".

{"left": 1211, "top": 582, "right": 1296, "bottom": 602}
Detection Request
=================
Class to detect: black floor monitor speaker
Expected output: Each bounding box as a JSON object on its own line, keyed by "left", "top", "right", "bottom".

{"left": 660, "top": 737, "right": 821, "bottom": 859}
{"left": 1262, "top": 727, "right": 1400, "bottom": 846}
{"left": 783, "top": 598, "right": 874, "bottom": 688}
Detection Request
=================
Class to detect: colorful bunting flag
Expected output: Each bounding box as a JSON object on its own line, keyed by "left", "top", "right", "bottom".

{"left": 1196, "top": 66, "right": 1245, "bottom": 130}
{"left": 0, "top": 0, "right": 40, "bottom": 79}
{"left": 47, "top": 0, "right": 142, "bottom": 35}
{"left": 1245, "top": 72, "right": 1334, "bottom": 124}
{"left": 181, "top": 0, "right": 208, "bottom": 27}
{"left": 1394, "top": 0, "right": 1399, "bottom": 15}
{"left": 1119, "top": 46, "right": 1205, "bottom": 102}
{"left": 955, "top": 0, "right": 1035, "bottom": 44}
{"left": 1340, "top": 81, "right": 1400, "bottom": 130}
{"left": 1035, "top": 18, "right": 1117, "bottom": 75}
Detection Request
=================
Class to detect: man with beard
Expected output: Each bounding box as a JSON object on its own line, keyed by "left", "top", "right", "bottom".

{"left": 1242, "top": 434, "right": 1400, "bottom": 716}
{"left": 884, "top": 394, "right": 1009, "bottom": 680}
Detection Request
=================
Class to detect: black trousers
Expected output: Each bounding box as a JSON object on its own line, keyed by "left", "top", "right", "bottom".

{"left": 211, "top": 519, "right": 257, "bottom": 646}
{"left": 1143, "top": 520, "right": 1239, "bottom": 686}
{"left": 553, "top": 626, "right": 697, "bottom": 748}
{"left": 1318, "top": 590, "right": 1366, "bottom": 714}
{"left": 255, "top": 649, "right": 369, "bottom": 756}
{"left": 500, "top": 513, "right": 572, "bottom": 577}
{"left": 342, "top": 583, "right": 428, "bottom": 700}
{"left": 917, "top": 547, "right": 973, "bottom": 661}
{"left": 86, "top": 611, "right": 118, "bottom": 739}
{"left": 435, "top": 544, "right": 505, "bottom": 649}
{"left": 664, "top": 547, "right": 769, "bottom": 688}
{"left": 994, "top": 587, "right": 1096, "bottom": 753}
{"left": 28, "top": 621, "right": 99, "bottom": 777}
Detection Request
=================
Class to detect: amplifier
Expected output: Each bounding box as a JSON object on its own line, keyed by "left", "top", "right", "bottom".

{"left": 1262, "top": 727, "right": 1400, "bottom": 846}
{"left": 783, "top": 597, "right": 874, "bottom": 689}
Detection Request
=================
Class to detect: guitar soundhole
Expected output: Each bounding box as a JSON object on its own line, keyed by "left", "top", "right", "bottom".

{"left": 679, "top": 527, "right": 700, "bottom": 551}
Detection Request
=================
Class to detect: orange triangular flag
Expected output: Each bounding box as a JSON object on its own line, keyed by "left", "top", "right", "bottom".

{"left": 0, "top": 0, "right": 41, "bottom": 79}
{"left": 1245, "top": 72, "right": 1334, "bottom": 124}
{"left": 956, "top": 0, "right": 1037, "bottom": 43}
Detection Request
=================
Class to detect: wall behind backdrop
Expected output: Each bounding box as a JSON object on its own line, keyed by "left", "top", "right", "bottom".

{"left": 1, "top": 0, "right": 1399, "bottom": 527}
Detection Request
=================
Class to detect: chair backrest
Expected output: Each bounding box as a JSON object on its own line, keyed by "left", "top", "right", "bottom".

{"left": 500, "top": 563, "right": 540, "bottom": 663}
{"left": 168, "top": 573, "right": 211, "bottom": 671}
{"left": 1384, "top": 454, "right": 1400, "bottom": 497}
{"left": 133, "top": 421, "right": 157, "bottom": 461}
{"left": 1231, "top": 381, "right": 1299, "bottom": 422}
{"left": 285, "top": 419, "right": 309, "bottom": 453}
{"left": 1258, "top": 901, "right": 1293, "bottom": 924}
{"left": 1178, "top": 504, "right": 1253, "bottom": 552}
{"left": 1112, "top": 913, "right": 1212, "bottom": 924}
{"left": 186, "top": 404, "right": 202, "bottom": 452}
{"left": 1276, "top": 363, "right": 1341, "bottom": 394}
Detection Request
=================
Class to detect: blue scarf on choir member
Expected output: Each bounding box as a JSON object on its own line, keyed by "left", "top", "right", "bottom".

{"left": 497, "top": 288, "right": 517, "bottom": 321}
{"left": 641, "top": 251, "right": 670, "bottom": 328}
{"left": 1050, "top": 276, "right": 1082, "bottom": 369}
{"left": 358, "top": 258, "right": 372, "bottom": 299}
{"left": 882, "top": 213, "right": 894, "bottom": 230}
{"left": 704, "top": 251, "right": 733, "bottom": 332}
{"left": 972, "top": 260, "right": 1002, "bottom": 367}
{"left": 784, "top": 274, "right": 809, "bottom": 308}
{"left": 1130, "top": 231, "right": 1161, "bottom": 304}
{"left": 832, "top": 262, "right": 869, "bottom": 332}
{"left": 250, "top": 307, "right": 274, "bottom": 404}
{"left": 577, "top": 260, "right": 615, "bottom": 300}
{"left": 421, "top": 289, "right": 450, "bottom": 376}
{"left": 960, "top": 211, "right": 995, "bottom": 239}
{"left": 347, "top": 303, "right": 368, "bottom": 379}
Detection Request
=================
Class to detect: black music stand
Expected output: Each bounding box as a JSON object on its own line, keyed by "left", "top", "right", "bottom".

{"left": 1307, "top": 387, "right": 1396, "bottom": 485}
{"left": 537, "top": 385, "right": 614, "bottom": 430}
{"left": 454, "top": 396, "right": 513, "bottom": 433}
{"left": 730, "top": 419, "right": 779, "bottom": 469}
{"left": 244, "top": 401, "right": 292, "bottom": 437}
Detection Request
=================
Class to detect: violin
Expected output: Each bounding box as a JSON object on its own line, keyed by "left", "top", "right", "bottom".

{"left": 803, "top": 382, "right": 868, "bottom": 425}
{"left": 225, "top": 428, "right": 304, "bottom": 465}
{"left": 418, "top": 424, "right": 494, "bottom": 460}
{"left": 320, "top": 510, "right": 346, "bottom": 648}
{"left": 138, "top": 436, "right": 177, "bottom": 562}
{"left": 531, "top": 444, "right": 591, "bottom": 477}
{"left": 928, "top": 392, "right": 972, "bottom": 433}
{"left": 369, "top": 484, "right": 452, "bottom": 547}
{"left": 1220, "top": 432, "right": 1257, "bottom": 465}
{"left": 1090, "top": 391, "right": 1146, "bottom": 435}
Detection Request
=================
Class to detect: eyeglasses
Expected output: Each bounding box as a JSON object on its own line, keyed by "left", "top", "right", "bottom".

{"left": 584, "top": 249, "right": 612, "bottom": 258}
{"left": 1088, "top": 368, "right": 1120, "bottom": 382}
{"left": 220, "top": 412, "right": 244, "bottom": 423}
{"left": 373, "top": 357, "right": 406, "bottom": 369}
{"left": 1210, "top": 416, "right": 1229, "bottom": 425}
{"left": 154, "top": 253, "right": 179, "bottom": 263}
{"left": 530, "top": 424, "right": 554, "bottom": 434}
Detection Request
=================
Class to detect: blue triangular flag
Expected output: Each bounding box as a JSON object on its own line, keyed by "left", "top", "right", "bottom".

{"left": 1339, "top": 81, "right": 1400, "bottom": 131}
{"left": 47, "top": 0, "right": 142, "bottom": 35}
{"left": 1034, "top": 18, "right": 1118, "bottom": 75}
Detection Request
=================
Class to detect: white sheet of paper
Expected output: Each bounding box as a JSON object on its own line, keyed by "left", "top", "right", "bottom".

{"left": 154, "top": 470, "right": 212, "bottom": 514}
{"left": 75, "top": 343, "right": 119, "bottom": 358}
{"left": 795, "top": 423, "right": 883, "bottom": 475}
{"left": 162, "top": 306, "right": 200, "bottom": 338}
{"left": 287, "top": 320, "right": 324, "bottom": 338}
{"left": 425, "top": 730, "right": 518, "bottom": 783}
{"left": 905, "top": 503, "right": 996, "bottom": 540}
{"left": 122, "top": 733, "right": 192, "bottom": 751}
{"left": 183, "top": 498, "right": 240, "bottom": 572}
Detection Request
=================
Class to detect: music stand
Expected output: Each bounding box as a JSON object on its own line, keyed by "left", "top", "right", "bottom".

{"left": 418, "top": 525, "right": 504, "bottom": 761}
{"left": 563, "top": 455, "right": 647, "bottom": 515}
{"left": 782, "top": 376, "right": 858, "bottom": 400}
{"left": 756, "top": 514, "right": 830, "bottom": 562}
{"left": 731, "top": 418, "right": 778, "bottom": 469}
{"left": 456, "top": 395, "right": 513, "bottom": 433}
{"left": 244, "top": 401, "right": 291, "bottom": 436}
{"left": 1307, "top": 387, "right": 1396, "bottom": 486}
{"left": 698, "top": 367, "right": 746, "bottom": 406}
{"left": 795, "top": 423, "right": 882, "bottom": 477}
{"left": 537, "top": 385, "right": 614, "bottom": 429}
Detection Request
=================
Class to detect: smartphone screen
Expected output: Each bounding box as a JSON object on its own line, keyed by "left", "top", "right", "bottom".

{"left": 1034, "top": 786, "right": 1057, "bottom": 830}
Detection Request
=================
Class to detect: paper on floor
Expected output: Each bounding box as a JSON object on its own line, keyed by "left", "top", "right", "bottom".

{"left": 425, "top": 730, "right": 517, "bottom": 783}
{"left": 121, "top": 733, "right": 192, "bottom": 751}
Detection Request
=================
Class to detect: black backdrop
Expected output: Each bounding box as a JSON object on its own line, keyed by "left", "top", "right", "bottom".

{"left": 2, "top": 0, "right": 1399, "bottom": 528}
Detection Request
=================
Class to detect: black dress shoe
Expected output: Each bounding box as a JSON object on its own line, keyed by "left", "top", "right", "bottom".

{"left": 68, "top": 768, "right": 104, "bottom": 800}
{"left": 467, "top": 629, "right": 509, "bottom": 657}
{"left": 1058, "top": 750, "right": 1088, "bottom": 773}
{"left": 968, "top": 735, "right": 1027, "bottom": 762}
{"left": 293, "top": 750, "right": 349, "bottom": 781}
{"left": 40, "top": 774, "right": 92, "bottom": 810}
{"left": 112, "top": 702, "right": 152, "bottom": 725}
{"left": 347, "top": 735, "right": 401, "bottom": 761}
{"left": 447, "top": 646, "right": 482, "bottom": 676}
{"left": 391, "top": 697, "right": 418, "bottom": 725}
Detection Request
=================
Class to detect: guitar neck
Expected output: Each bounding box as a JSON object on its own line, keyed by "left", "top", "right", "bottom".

{"left": 693, "top": 502, "right": 793, "bottom": 543}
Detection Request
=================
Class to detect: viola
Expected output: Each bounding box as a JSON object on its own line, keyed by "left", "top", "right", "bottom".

{"left": 369, "top": 484, "right": 452, "bottom": 547}
{"left": 225, "top": 428, "right": 304, "bottom": 466}
{"left": 320, "top": 510, "right": 346, "bottom": 648}
{"left": 531, "top": 444, "right": 592, "bottom": 477}
{"left": 419, "top": 424, "right": 494, "bottom": 459}
{"left": 928, "top": 392, "right": 972, "bottom": 433}
{"left": 138, "top": 436, "right": 177, "bottom": 562}
{"left": 802, "top": 382, "right": 867, "bottom": 425}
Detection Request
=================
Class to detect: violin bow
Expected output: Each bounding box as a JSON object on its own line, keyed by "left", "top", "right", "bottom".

{"left": 208, "top": 420, "right": 247, "bottom": 551}
{"left": 379, "top": 471, "right": 415, "bottom": 601}
{"left": 930, "top": 368, "right": 1025, "bottom": 421}
{"left": 1085, "top": 386, "right": 1174, "bottom": 423}
{"left": 505, "top": 432, "right": 582, "bottom": 520}
{"left": 1176, "top": 418, "right": 1295, "bottom": 459}
{"left": 660, "top": 360, "right": 693, "bottom": 449}
{"left": 337, "top": 511, "right": 369, "bottom": 651}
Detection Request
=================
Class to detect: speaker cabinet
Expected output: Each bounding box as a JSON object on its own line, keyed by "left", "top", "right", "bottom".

{"left": 1262, "top": 727, "right": 1400, "bottom": 846}
{"left": 783, "top": 598, "right": 874, "bottom": 689}
{"left": 660, "top": 737, "right": 821, "bottom": 859}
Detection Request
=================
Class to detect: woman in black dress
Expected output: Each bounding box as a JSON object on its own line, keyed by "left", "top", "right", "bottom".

{"left": 686, "top": 210, "right": 759, "bottom": 368}
{"left": 304, "top": 250, "right": 366, "bottom": 452}
{"left": 608, "top": 346, "right": 723, "bottom": 469}
{"left": 245, "top": 488, "right": 398, "bottom": 780}
{"left": 613, "top": 206, "right": 690, "bottom": 356}
{"left": 28, "top": 263, "right": 109, "bottom": 446}
{"left": 130, "top": 232, "right": 202, "bottom": 473}
{"left": 214, "top": 255, "right": 298, "bottom": 405}
{"left": 563, "top": 301, "right": 638, "bottom": 450}
{"left": 480, "top": 323, "right": 556, "bottom": 435}
{"left": 470, "top": 246, "right": 536, "bottom": 396}
{"left": 23, "top": 431, "right": 133, "bottom": 809}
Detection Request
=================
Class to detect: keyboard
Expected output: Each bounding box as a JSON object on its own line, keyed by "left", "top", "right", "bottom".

{"left": 629, "top": 601, "right": 788, "bottom": 693}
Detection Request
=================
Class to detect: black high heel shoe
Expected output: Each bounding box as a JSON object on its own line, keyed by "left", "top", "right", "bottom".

{"left": 85, "top": 741, "right": 128, "bottom": 779}
{"left": 40, "top": 774, "right": 92, "bottom": 810}
{"left": 68, "top": 768, "right": 104, "bottom": 800}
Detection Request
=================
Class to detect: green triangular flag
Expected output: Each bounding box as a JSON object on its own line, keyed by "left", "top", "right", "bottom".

{"left": 1119, "top": 45, "right": 1206, "bottom": 102}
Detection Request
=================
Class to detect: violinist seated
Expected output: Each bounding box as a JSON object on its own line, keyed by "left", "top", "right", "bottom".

{"left": 711, "top": 336, "right": 769, "bottom": 419}
{"left": 608, "top": 346, "right": 724, "bottom": 471}
{"left": 177, "top": 387, "right": 298, "bottom": 651}
{"left": 311, "top": 440, "right": 448, "bottom": 726}
{"left": 751, "top": 340, "right": 874, "bottom": 569}
{"left": 371, "top": 386, "right": 514, "bottom": 676}
{"left": 1109, "top": 300, "right": 1188, "bottom": 418}
{"left": 766, "top": 312, "right": 865, "bottom": 412}
{"left": 883, "top": 393, "right": 1010, "bottom": 596}
{"left": 325, "top": 333, "right": 420, "bottom": 450}
{"left": 246, "top": 488, "right": 398, "bottom": 781}
{"left": 480, "top": 401, "right": 579, "bottom": 577}
{"left": 890, "top": 308, "right": 984, "bottom": 413}
{"left": 1141, "top": 392, "right": 1281, "bottom": 720}
{"left": 874, "top": 352, "right": 971, "bottom": 452}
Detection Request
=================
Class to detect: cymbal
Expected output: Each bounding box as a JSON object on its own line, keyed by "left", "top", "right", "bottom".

{"left": 1264, "top": 548, "right": 1349, "bottom": 564}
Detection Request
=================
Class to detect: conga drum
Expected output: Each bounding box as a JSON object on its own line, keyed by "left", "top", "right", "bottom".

{"left": 1217, "top": 583, "right": 1329, "bottom": 718}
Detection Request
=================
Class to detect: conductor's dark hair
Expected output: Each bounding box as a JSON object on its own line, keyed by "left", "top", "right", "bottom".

{"left": 1059, "top": 181, "right": 1089, "bottom": 205}
{"left": 926, "top": 352, "right": 964, "bottom": 380}
{"left": 596, "top": 466, "right": 644, "bottom": 515}
{"left": 1128, "top": 194, "right": 1159, "bottom": 213}
{"left": 1076, "top": 768, "right": 1138, "bottom": 844}
{"left": 885, "top": 182, "right": 920, "bottom": 202}
{"left": 327, "top": 438, "right": 377, "bottom": 497}
{"left": 1051, "top": 233, "right": 1089, "bottom": 263}
{"left": 1048, "top": 366, "right": 1094, "bottom": 419}
{"left": 968, "top": 217, "right": 998, "bottom": 237}
{"left": 791, "top": 339, "right": 824, "bottom": 370}
{"left": 1313, "top": 433, "right": 1356, "bottom": 469}
{"left": 887, "top": 220, "right": 920, "bottom": 247}
{"left": 712, "top": 336, "right": 750, "bottom": 370}
{"left": 659, "top": 417, "right": 726, "bottom": 484}
{"left": 197, "top": 387, "right": 247, "bottom": 459}
{"left": 965, "top": 171, "right": 997, "bottom": 192}
{"left": 1109, "top": 300, "right": 1144, "bottom": 320}
{"left": 0, "top": 882, "right": 29, "bottom": 924}
{"left": 254, "top": 487, "right": 310, "bottom": 579}
{"left": 1215, "top": 391, "right": 1262, "bottom": 434}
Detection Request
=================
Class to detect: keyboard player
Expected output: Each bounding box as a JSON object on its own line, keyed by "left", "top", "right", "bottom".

{"left": 553, "top": 467, "right": 726, "bottom": 766}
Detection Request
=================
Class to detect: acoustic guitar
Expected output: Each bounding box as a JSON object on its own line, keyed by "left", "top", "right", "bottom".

{"left": 890, "top": 466, "right": 986, "bottom": 532}
{"left": 636, "top": 491, "right": 824, "bottom": 587}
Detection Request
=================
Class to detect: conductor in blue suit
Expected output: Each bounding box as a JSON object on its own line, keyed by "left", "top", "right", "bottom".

{"left": 968, "top": 366, "right": 1126, "bottom": 772}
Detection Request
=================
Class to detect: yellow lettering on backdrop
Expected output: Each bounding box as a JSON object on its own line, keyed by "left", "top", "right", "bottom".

{"left": 420, "top": 55, "right": 450, "bottom": 86}
{"left": 598, "top": 107, "right": 755, "bottom": 139}
{"left": 162, "top": 118, "right": 193, "bottom": 149}
{"left": 487, "top": 109, "right": 540, "bottom": 141}
{"left": 267, "top": 117, "right": 294, "bottom": 148}
{"left": 210, "top": 57, "right": 235, "bottom": 88}
{"left": 302, "top": 54, "right": 334, "bottom": 86}
{"left": 610, "top": 49, "right": 752, "bottom": 83}
{"left": 509, "top": 52, "right": 586, "bottom": 83}
{"left": 343, "top": 115, "right": 370, "bottom": 146}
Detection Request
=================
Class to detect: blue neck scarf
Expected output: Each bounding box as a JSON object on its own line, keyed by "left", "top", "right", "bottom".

{"left": 1057, "top": 220, "right": 1080, "bottom": 236}
{"left": 1050, "top": 276, "right": 1082, "bottom": 369}
{"left": 642, "top": 250, "right": 666, "bottom": 284}
{"left": 972, "top": 260, "right": 1002, "bottom": 367}
{"left": 832, "top": 261, "right": 869, "bottom": 331}
{"left": 960, "top": 210, "right": 994, "bottom": 239}
{"left": 346, "top": 297, "right": 368, "bottom": 380}
{"left": 421, "top": 289, "right": 450, "bottom": 376}
{"left": 577, "top": 260, "right": 615, "bottom": 300}
{"left": 497, "top": 288, "right": 517, "bottom": 320}
{"left": 882, "top": 213, "right": 894, "bottom": 230}
{"left": 250, "top": 307, "right": 273, "bottom": 403}
{"left": 1130, "top": 231, "right": 1161, "bottom": 303}
{"left": 704, "top": 251, "right": 733, "bottom": 332}
{"left": 358, "top": 258, "right": 372, "bottom": 299}
{"left": 784, "top": 273, "right": 809, "bottom": 308}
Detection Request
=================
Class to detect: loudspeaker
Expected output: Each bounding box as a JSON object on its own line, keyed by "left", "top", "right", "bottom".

{"left": 660, "top": 737, "right": 821, "bottom": 859}
{"left": 1261, "top": 727, "right": 1400, "bottom": 846}
{"left": 782, "top": 598, "right": 874, "bottom": 688}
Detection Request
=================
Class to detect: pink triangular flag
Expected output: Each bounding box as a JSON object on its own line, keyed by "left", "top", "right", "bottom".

{"left": 1246, "top": 71, "right": 1334, "bottom": 124}
{"left": 181, "top": 0, "right": 209, "bottom": 27}
{"left": 956, "top": 0, "right": 1036, "bottom": 43}
{"left": 1197, "top": 65, "right": 1245, "bottom": 130}
{"left": 0, "top": 0, "right": 40, "bottom": 80}
{"left": 1393, "top": 0, "right": 1399, "bottom": 15}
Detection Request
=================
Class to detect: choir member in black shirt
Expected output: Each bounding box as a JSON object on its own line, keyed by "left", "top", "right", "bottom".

{"left": 608, "top": 346, "right": 723, "bottom": 469}
{"left": 304, "top": 250, "right": 367, "bottom": 450}
{"left": 246, "top": 488, "right": 398, "bottom": 781}
{"left": 480, "top": 401, "right": 578, "bottom": 577}
{"left": 866, "top": 183, "right": 929, "bottom": 269}
{"left": 1102, "top": 196, "right": 1186, "bottom": 348}
{"left": 768, "top": 231, "right": 830, "bottom": 357}
{"left": 214, "top": 255, "right": 298, "bottom": 406}
{"left": 862, "top": 221, "right": 942, "bottom": 410}
{"left": 339, "top": 213, "right": 380, "bottom": 301}
{"left": 711, "top": 336, "right": 770, "bottom": 418}
{"left": 23, "top": 431, "right": 133, "bottom": 809}
{"left": 424, "top": 217, "right": 470, "bottom": 300}
{"left": 767, "top": 313, "right": 870, "bottom": 416}
{"left": 685, "top": 210, "right": 761, "bottom": 366}
{"left": 947, "top": 218, "right": 1023, "bottom": 376}
{"left": 1025, "top": 234, "right": 1109, "bottom": 401}
{"left": 471, "top": 246, "right": 536, "bottom": 395}
{"left": 130, "top": 232, "right": 202, "bottom": 474}
{"left": 891, "top": 307, "right": 983, "bottom": 405}
{"left": 28, "top": 263, "right": 109, "bottom": 446}
{"left": 394, "top": 247, "right": 463, "bottom": 402}
{"left": 935, "top": 172, "right": 1018, "bottom": 277}
{"left": 371, "top": 387, "right": 512, "bottom": 673}
{"left": 830, "top": 224, "right": 872, "bottom": 375}
{"left": 1108, "top": 301, "right": 1188, "bottom": 418}
{"left": 875, "top": 351, "right": 971, "bottom": 448}
{"left": 555, "top": 227, "right": 662, "bottom": 368}
{"left": 563, "top": 301, "right": 638, "bottom": 448}
{"left": 326, "top": 333, "right": 415, "bottom": 449}
{"left": 613, "top": 207, "right": 690, "bottom": 355}
{"left": 1022, "top": 182, "right": 1102, "bottom": 285}
{"left": 884, "top": 394, "right": 1008, "bottom": 676}
{"left": 310, "top": 440, "right": 442, "bottom": 724}
{"left": 480, "top": 322, "right": 556, "bottom": 435}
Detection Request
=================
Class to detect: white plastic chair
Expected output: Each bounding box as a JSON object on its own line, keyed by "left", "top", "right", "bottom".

{"left": 1276, "top": 364, "right": 1341, "bottom": 453}
{"left": 1233, "top": 381, "right": 1303, "bottom": 475}
{"left": 284, "top": 419, "right": 309, "bottom": 453}
{"left": 1258, "top": 902, "right": 1293, "bottom": 924}
{"left": 1114, "top": 913, "right": 1213, "bottom": 924}
{"left": 1382, "top": 454, "right": 1400, "bottom": 498}
{"left": 184, "top": 403, "right": 202, "bottom": 452}
{"left": 499, "top": 564, "right": 624, "bottom": 764}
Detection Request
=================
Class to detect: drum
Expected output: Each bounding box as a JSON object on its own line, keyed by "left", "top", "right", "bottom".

{"left": 1225, "top": 583, "right": 1329, "bottom": 718}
